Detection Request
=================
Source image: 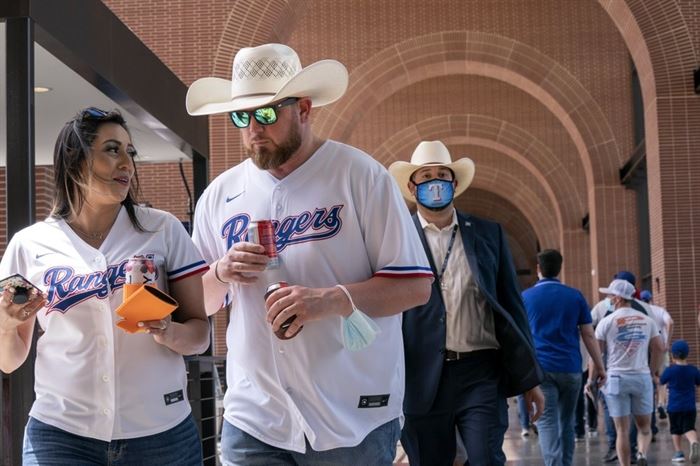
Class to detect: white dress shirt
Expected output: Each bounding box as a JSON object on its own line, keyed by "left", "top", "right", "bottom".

{"left": 418, "top": 210, "right": 499, "bottom": 353}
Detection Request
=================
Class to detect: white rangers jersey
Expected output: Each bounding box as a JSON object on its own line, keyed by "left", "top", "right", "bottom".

{"left": 0, "top": 206, "right": 208, "bottom": 441}
{"left": 193, "top": 140, "right": 432, "bottom": 452}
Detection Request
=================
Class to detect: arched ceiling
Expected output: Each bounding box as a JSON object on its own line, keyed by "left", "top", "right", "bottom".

{"left": 103, "top": 0, "right": 645, "bottom": 293}
{"left": 456, "top": 188, "right": 539, "bottom": 265}
{"left": 101, "top": 0, "right": 700, "bottom": 360}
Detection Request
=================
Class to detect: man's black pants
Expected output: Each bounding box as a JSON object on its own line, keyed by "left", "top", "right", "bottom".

{"left": 401, "top": 349, "right": 504, "bottom": 466}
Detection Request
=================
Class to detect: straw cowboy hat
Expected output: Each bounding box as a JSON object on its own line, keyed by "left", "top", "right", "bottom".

{"left": 186, "top": 43, "right": 349, "bottom": 116}
{"left": 389, "top": 141, "right": 476, "bottom": 201}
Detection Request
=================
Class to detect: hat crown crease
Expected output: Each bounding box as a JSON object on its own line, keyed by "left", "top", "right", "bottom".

{"left": 234, "top": 57, "right": 300, "bottom": 81}
{"left": 232, "top": 55, "right": 302, "bottom": 97}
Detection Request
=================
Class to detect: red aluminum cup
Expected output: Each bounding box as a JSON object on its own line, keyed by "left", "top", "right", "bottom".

{"left": 248, "top": 220, "right": 280, "bottom": 269}
{"left": 264, "top": 281, "right": 302, "bottom": 340}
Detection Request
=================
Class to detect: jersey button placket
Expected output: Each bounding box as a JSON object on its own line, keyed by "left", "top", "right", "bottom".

{"left": 271, "top": 186, "right": 284, "bottom": 217}
{"left": 80, "top": 253, "right": 115, "bottom": 439}
{"left": 276, "top": 348, "right": 309, "bottom": 448}
{"left": 96, "top": 254, "right": 116, "bottom": 437}
{"left": 98, "top": 342, "right": 116, "bottom": 437}
{"left": 272, "top": 345, "right": 295, "bottom": 408}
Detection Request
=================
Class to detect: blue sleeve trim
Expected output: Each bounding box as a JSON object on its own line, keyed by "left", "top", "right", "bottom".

{"left": 168, "top": 260, "right": 208, "bottom": 277}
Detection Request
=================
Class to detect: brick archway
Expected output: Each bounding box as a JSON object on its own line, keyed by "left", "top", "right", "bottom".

{"left": 599, "top": 0, "right": 700, "bottom": 331}
{"left": 374, "top": 114, "right": 585, "bottom": 227}
{"left": 211, "top": 1, "right": 309, "bottom": 78}
{"left": 382, "top": 137, "right": 559, "bottom": 244}
{"left": 461, "top": 188, "right": 540, "bottom": 289}
{"left": 312, "top": 31, "right": 635, "bottom": 297}
{"left": 316, "top": 31, "right": 622, "bottom": 185}
{"left": 376, "top": 116, "right": 595, "bottom": 296}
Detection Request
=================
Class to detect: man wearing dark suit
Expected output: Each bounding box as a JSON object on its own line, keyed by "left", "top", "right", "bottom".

{"left": 389, "top": 141, "right": 545, "bottom": 466}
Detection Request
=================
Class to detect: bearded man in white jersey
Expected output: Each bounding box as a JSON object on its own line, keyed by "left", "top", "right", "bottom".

{"left": 186, "top": 43, "right": 433, "bottom": 465}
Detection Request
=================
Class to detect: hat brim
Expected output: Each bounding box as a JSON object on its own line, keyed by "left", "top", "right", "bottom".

{"left": 388, "top": 158, "right": 476, "bottom": 202}
{"left": 186, "top": 60, "right": 348, "bottom": 116}
{"left": 598, "top": 287, "right": 633, "bottom": 300}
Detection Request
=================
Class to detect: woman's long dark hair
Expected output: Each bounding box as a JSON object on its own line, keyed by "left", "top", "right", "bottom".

{"left": 51, "top": 108, "right": 144, "bottom": 231}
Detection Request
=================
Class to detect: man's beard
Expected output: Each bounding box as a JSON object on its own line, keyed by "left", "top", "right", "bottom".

{"left": 246, "top": 123, "right": 302, "bottom": 170}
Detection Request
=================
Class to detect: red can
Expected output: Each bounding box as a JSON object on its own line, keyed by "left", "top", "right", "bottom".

{"left": 264, "top": 281, "right": 303, "bottom": 340}
{"left": 247, "top": 220, "right": 280, "bottom": 269}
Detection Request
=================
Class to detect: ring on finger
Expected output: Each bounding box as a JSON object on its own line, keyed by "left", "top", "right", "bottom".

{"left": 160, "top": 320, "right": 168, "bottom": 330}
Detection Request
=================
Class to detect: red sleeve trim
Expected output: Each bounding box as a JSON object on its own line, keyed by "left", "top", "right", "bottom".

{"left": 373, "top": 272, "right": 435, "bottom": 278}
{"left": 170, "top": 265, "right": 210, "bottom": 282}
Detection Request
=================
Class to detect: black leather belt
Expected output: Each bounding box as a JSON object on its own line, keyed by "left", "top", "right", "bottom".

{"left": 444, "top": 350, "right": 471, "bottom": 362}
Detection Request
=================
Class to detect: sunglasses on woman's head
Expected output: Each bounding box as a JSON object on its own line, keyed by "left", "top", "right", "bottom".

{"left": 71, "top": 107, "right": 111, "bottom": 140}
{"left": 80, "top": 107, "right": 109, "bottom": 120}
{"left": 229, "top": 97, "right": 299, "bottom": 128}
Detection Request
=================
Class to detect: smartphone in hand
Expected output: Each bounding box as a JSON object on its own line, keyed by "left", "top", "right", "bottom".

{"left": 0, "top": 274, "right": 39, "bottom": 305}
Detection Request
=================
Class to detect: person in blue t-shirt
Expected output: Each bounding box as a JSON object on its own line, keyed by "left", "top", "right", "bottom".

{"left": 522, "top": 249, "right": 606, "bottom": 466}
{"left": 660, "top": 340, "right": 700, "bottom": 463}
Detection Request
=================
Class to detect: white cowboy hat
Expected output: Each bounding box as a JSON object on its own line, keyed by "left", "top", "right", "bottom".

{"left": 186, "top": 43, "right": 349, "bottom": 116}
{"left": 389, "top": 141, "right": 476, "bottom": 201}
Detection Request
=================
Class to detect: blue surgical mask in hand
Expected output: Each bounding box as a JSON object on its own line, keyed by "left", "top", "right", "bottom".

{"left": 335, "top": 284, "right": 381, "bottom": 351}
{"left": 341, "top": 308, "right": 381, "bottom": 351}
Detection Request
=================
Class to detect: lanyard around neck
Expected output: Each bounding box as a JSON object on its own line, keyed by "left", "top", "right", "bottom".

{"left": 437, "top": 225, "right": 458, "bottom": 283}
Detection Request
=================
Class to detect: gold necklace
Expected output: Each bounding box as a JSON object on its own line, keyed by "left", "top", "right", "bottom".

{"left": 69, "top": 223, "right": 107, "bottom": 240}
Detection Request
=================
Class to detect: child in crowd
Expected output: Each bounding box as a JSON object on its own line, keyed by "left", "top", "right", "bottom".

{"left": 660, "top": 340, "right": 700, "bottom": 463}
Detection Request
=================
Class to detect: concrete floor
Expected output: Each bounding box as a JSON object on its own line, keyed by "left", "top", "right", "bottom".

{"left": 395, "top": 398, "right": 688, "bottom": 465}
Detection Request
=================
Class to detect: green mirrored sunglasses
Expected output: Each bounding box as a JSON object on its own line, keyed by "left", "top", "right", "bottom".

{"left": 229, "top": 97, "right": 299, "bottom": 128}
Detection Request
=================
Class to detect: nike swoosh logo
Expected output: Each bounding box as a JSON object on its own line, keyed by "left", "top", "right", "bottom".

{"left": 35, "top": 252, "right": 55, "bottom": 259}
{"left": 226, "top": 192, "right": 244, "bottom": 203}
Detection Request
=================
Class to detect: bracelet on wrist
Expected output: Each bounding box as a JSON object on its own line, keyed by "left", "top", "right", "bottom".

{"left": 213, "top": 260, "right": 228, "bottom": 285}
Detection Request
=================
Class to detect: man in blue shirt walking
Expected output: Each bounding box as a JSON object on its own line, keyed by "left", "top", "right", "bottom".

{"left": 522, "top": 249, "right": 606, "bottom": 466}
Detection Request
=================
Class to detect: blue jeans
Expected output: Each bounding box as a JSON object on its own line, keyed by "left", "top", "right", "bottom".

{"left": 535, "top": 372, "right": 581, "bottom": 466}
{"left": 23, "top": 415, "right": 202, "bottom": 465}
{"left": 221, "top": 418, "right": 400, "bottom": 466}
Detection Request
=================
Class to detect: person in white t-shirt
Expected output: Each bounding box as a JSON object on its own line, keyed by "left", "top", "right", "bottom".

{"left": 186, "top": 44, "right": 432, "bottom": 465}
{"left": 592, "top": 279, "right": 664, "bottom": 466}
{"left": 0, "top": 108, "right": 210, "bottom": 465}
{"left": 589, "top": 270, "right": 655, "bottom": 463}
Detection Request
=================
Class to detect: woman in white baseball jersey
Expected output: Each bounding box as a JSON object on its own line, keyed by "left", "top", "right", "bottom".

{"left": 0, "top": 108, "right": 210, "bottom": 465}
